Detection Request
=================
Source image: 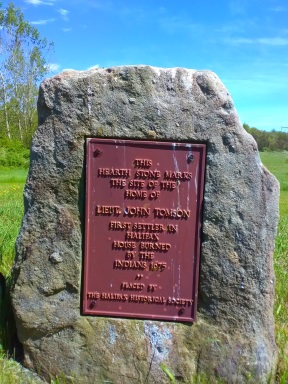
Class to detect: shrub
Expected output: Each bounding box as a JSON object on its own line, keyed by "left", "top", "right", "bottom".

{"left": 0, "top": 139, "right": 30, "bottom": 168}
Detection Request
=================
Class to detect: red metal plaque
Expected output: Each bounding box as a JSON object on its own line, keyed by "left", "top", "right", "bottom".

{"left": 83, "top": 139, "right": 206, "bottom": 322}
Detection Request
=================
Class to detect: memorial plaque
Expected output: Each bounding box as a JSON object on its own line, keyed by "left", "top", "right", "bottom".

{"left": 83, "top": 138, "right": 206, "bottom": 322}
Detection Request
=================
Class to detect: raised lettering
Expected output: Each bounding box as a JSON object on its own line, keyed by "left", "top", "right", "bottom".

{"left": 147, "top": 180, "right": 158, "bottom": 189}
{"left": 126, "top": 232, "right": 159, "bottom": 241}
{"left": 128, "top": 295, "right": 165, "bottom": 304}
{"left": 132, "top": 223, "right": 164, "bottom": 232}
{"left": 87, "top": 292, "right": 100, "bottom": 299}
{"left": 149, "top": 262, "right": 167, "bottom": 271}
{"left": 114, "top": 260, "right": 147, "bottom": 270}
{"left": 133, "top": 159, "right": 153, "bottom": 168}
{"left": 120, "top": 282, "right": 145, "bottom": 291}
{"left": 124, "top": 206, "right": 150, "bottom": 217}
{"left": 139, "top": 242, "right": 171, "bottom": 252}
{"left": 109, "top": 221, "right": 131, "bottom": 230}
{"left": 110, "top": 178, "right": 126, "bottom": 187}
{"left": 100, "top": 293, "right": 128, "bottom": 301}
{"left": 96, "top": 205, "right": 121, "bottom": 215}
{"left": 164, "top": 171, "right": 192, "bottom": 180}
{"left": 134, "top": 170, "right": 161, "bottom": 179}
{"left": 154, "top": 208, "right": 190, "bottom": 219}
{"left": 167, "top": 224, "right": 178, "bottom": 233}
{"left": 138, "top": 252, "right": 154, "bottom": 260}
{"left": 148, "top": 191, "right": 160, "bottom": 200}
{"left": 98, "top": 168, "right": 131, "bottom": 178}
{"left": 124, "top": 189, "right": 147, "bottom": 199}
{"left": 160, "top": 180, "right": 177, "bottom": 190}
{"left": 166, "top": 297, "right": 193, "bottom": 306}
{"left": 128, "top": 180, "right": 145, "bottom": 188}
{"left": 112, "top": 241, "right": 136, "bottom": 250}
{"left": 147, "top": 284, "right": 157, "bottom": 292}
{"left": 125, "top": 251, "right": 136, "bottom": 259}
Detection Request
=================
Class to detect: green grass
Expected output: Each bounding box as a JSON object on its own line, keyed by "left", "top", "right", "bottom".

{"left": 0, "top": 167, "right": 28, "bottom": 184}
{"left": 260, "top": 152, "right": 288, "bottom": 383}
{"left": 0, "top": 152, "right": 287, "bottom": 383}
{"left": 0, "top": 166, "right": 28, "bottom": 276}
{"left": 0, "top": 351, "right": 39, "bottom": 384}
{"left": 260, "top": 152, "right": 288, "bottom": 190}
{"left": 274, "top": 216, "right": 288, "bottom": 383}
{"left": 261, "top": 151, "right": 288, "bottom": 217}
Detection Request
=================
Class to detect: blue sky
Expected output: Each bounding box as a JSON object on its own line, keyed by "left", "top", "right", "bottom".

{"left": 6, "top": 0, "right": 288, "bottom": 131}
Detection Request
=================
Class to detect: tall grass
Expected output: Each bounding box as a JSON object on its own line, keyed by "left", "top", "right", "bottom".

{"left": 0, "top": 139, "right": 30, "bottom": 168}
{"left": 260, "top": 152, "right": 288, "bottom": 191}
{"left": 0, "top": 151, "right": 287, "bottom": 383}
{"left": 0, "top": 170, "right": 27, "bottom": 277}
{"left": 0, "top": 350, "right": 44, "bottom": 384}
{"left": 273, "top": 215, "right": 288, "bottom": 382}
{"left": 0, "top": 167, "right": 28, "bottom": 185}
{"left": 261, "top": 151, "right": 288, "bottom": 217}
{"left": 261, "top": 152, "right": 288, "bottom": 382}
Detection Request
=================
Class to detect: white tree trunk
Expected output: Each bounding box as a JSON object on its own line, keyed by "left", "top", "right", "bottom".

{"left": 0, "top": 71, "right": 11, "bottom": 139}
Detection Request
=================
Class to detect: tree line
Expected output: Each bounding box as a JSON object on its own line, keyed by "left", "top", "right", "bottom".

{"left": 1, "top": 3, "right": 287, "bottom": 156}
{"left": 243, "top": 123, "right": 288, "bottom": 152}
{"left": 0, "top": 2, "right": 52, "bottom": 148}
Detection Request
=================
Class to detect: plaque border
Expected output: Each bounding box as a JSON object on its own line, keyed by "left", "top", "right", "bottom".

{"left": 82, "top": 138, "right": 206, "bottom": 322}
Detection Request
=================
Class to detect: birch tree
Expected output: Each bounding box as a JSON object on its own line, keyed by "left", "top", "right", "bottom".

{"left": 0, "top": 2, "right": 52, "bottom": 145}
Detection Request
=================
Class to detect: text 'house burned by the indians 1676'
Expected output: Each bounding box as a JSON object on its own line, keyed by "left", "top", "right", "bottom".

{"left": 83, "top": 139, "right": 206, "bottom": 322}
{"left": 11, "top": 66, "right": 279, "bottom": 383}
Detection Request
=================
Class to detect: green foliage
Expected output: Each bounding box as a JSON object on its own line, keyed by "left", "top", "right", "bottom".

{"left": 0, "top": 350, "right": 38, "bottom": 384}
{"left": 0, "top": 166, "right": 28, "bottom": 183}
{"left": 160, "top": 363, "right": 176, "bottom": 382}
{"left": 0, "top": 178, "right": 25, "bottom": 277}
{"left": 0, "top": 168, "right": 27, "bottom": 381}
{"left": 243, "top": 123, "right": 288, "bottom": 152}
{"left": 0, "top": 152, "right": 288, "bottom": 382}
{"left": 260, "top": 152, "right": 288, "bottom": 228}
{"left": 0, "top": 1, "right": 53, "bottom": 146}
{"left": 260, "top": 153, "right": 288, "bottom": 383}
{"left": 273, "top": 216, "right": 288, "bottom": 383}
{"left": 0, "top": 138, "right": 30, "bottom": 167}
{"left": 50, "top": 372, "right": 76, "bottom": 384}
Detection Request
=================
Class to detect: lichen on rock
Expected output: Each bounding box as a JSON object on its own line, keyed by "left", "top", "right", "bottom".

{"left": 11, "top": 66, "right": 279, "bottom": 383}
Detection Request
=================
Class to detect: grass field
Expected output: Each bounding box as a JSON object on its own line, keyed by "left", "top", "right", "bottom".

{"left": 0, "top": 168, "right": 27, "bottom": 278}
{"left": 260, "top": 153, "right": 288, "bottom": 383}
{"left": 260, "top": 152, "right": 288, "bottom": 217}
{"left": 0, "top": 153, "right": 287, "bottom": 383}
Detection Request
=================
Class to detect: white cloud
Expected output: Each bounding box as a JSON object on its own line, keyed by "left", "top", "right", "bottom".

{"left": 159, "top": 17, "right": 204, "bottom": 36}
{"left": 225, "top": 37, "right": 253, "bottom": 45}
{"left": 62, "top": 68, "right": 77, "bottom": 72}
{"left": 62, "top": 28, "right": 72, "bottom": 32}
{"left": 62, "top": 65, "right": 100, "bottom": 71}
{"left": 58, "top": 8, "right": 69, "bottom": 21}
{"left": 270, "top": 6, "right": 286, "bottom": 12}
{"left": 229, "top": 0, "right": 247, "bottom": 15}
{"left": 258, "top": 38, "right": 288, "bottom": 46}
{"left": 119, "top": 5, "right": 166, "bottom": 21}
{"left": 214, "top": 19, "right": 256, "bottom": 34}
{"left": 30, "top": 18, "right": 55, "bottom": 25}
{"left": 25, "top": 0, "right": 55, "bottom": 5}
{"left": 84, "top": 1, "right": 112, "bottom": 10}
{"left": 225, "top": 37, "right": 288, "bottom": 46}
{"left": 87, "top": 64, "right": 99, "bottom": 70}
{"left": 47, "top": 63, "right": 60, "bottom": 72}
{"left": 58, "top": 8, "right": 68, "bottom": 16}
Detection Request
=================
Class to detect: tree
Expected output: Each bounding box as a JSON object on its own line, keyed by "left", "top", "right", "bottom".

{"left": 243, "top": 123, "right": 288, "bottom": 151}
{"left": 0, "top": 2, "right": 52, "bottom": 146}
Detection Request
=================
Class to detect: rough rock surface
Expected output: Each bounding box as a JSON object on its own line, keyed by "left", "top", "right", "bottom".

{"left": 11, "top": 66, "right": 279, "bottom": 383}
